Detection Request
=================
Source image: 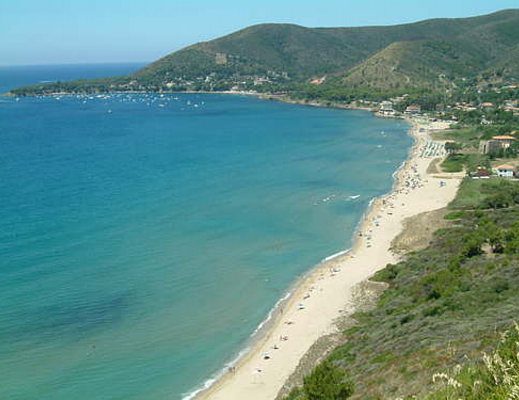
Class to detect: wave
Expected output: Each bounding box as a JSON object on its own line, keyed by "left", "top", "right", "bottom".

{"left": 251, "top": 291, "right": 292, "bottom": 337}
{"left": 321, "top": 249, "right": 351, "bottom": 262}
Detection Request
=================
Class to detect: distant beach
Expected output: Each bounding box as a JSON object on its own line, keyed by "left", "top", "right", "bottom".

{"left": 194, "top": 116, "right": 464, "bottom": 400}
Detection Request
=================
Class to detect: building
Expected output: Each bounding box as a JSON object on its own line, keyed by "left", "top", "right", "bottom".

{"left": 479, "top": 135, "right": 516, "bottom": 154}
{"left": 492, "top": 135, "right": 515, "bottom": 149}
{"left": 309, "top": 76, "right": 326, "bottom": 85}
{"left": 253, "top": 77, "right": 271, "bottom": 86}
{"left": 379, "top": 100, "right": 395, "bottom": 115}
{"left": 495, "top": 164, "right": 515, "bottom": 178}
{"left": 405, "top": 104, "right": 421, "bottom": 114}
{"left": 479, "top": 140, "right": 500, "bottom": 154}
{"left": 503, "top": 101, "right": 519, "bottom": 115}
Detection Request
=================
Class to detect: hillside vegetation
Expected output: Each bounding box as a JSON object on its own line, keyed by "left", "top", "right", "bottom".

{"left": 9, "top": 9, "right": 519, "bottom": 96}
{"left": 284, "top": 178, "right": 519, "bottom": 399}
{"left": 138, "top": 9, "right": 519, "bottom": 85}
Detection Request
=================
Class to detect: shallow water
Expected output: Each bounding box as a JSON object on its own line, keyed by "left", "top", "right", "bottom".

{"left": 0, "top": 65, "right": 411, "bottom": 399}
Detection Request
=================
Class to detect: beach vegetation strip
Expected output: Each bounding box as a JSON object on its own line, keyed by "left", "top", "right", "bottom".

{"left": 283, "top": 177, "right": 519, "bottom": 399}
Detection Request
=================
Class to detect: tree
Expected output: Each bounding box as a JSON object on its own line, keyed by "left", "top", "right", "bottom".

{"left": 444, "top": 141, "right": 462, "bottom": 154}
{"left": 484, "top": 222, "right": 505, "bottom": 253}
{"left": 461, "top": 232, "right": 484, "bottom": 258}
{"left": 484, "top": 192, "right": 513, "bottom": 209}
{"left": 303, "top": 361, "right": 354, "bottom": 400}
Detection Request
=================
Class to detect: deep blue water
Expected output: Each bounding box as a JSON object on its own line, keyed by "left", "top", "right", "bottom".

{"left": 0, "top": 63, "right": 145, "bottom": 94}
{"left": 0, "top": 65, "right": 412, "bottom": 399}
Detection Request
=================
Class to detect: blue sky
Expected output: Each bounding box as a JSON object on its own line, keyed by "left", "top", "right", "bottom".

{"left": 1, "top": 0, "right": 517, "bottom": 65}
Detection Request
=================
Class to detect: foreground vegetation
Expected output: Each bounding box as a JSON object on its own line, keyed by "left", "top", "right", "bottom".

{"left": 425, "top": 323, "right": 519, "bottom": 400}
{"left": 284, "top": 178, "right": 519, "bottom": 399}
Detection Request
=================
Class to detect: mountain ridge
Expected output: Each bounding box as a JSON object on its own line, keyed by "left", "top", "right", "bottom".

{"left": 9, "top": 9, "right": 519, "bottom": 96}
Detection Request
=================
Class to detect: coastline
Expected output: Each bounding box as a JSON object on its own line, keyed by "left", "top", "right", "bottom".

{"left": 7, "top": 88, "right": 460, "bottom": 399}
{"left": 191, "top": 115, "right": 463, "bottom": 400}
{"left": 4, "top": 90, "right": 377, "bottom": 114}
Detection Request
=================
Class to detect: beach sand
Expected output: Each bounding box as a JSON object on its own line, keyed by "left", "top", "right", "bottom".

{"left": 195, "top": 116, "right": 464, "bottom": 400}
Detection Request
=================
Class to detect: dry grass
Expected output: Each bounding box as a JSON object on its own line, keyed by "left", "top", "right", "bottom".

{"left": 426, "top": 158, "right": 442, "bottom": 174}
{"left": 391, "top": 208, "right": 449, "bottom": 255}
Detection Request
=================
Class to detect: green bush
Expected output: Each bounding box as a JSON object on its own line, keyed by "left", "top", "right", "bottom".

{"left": 302, "top": 361, "right": 354, "bottom": 400}
{"left": 444, "top": 210, "right": 465, "bottom": 220}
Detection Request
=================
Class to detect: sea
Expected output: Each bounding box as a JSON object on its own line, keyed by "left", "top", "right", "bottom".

{"left": 0, "top": 63, "right": 412, "bottom": 399}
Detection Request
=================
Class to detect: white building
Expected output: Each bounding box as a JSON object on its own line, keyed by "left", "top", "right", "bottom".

{"left": 405, "top": 104, "right": 421, "bottom": 114}
{"left": 379, "top": 101, "right": 395, "bottom": 115}
{"left": 495, "top": 164, "right": 515, "bottom": 178}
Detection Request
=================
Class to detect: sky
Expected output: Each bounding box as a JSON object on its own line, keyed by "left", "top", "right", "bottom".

{"left": 1, "top": 0, "right": 518, "bottom": 66}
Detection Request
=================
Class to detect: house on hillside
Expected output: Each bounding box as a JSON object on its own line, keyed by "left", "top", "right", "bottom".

{"left": 253, "top": 77, "right": 271, "bottom": 86}
{"left": 494, "top": 164, "right": 515, "bottom": 178}
{"left": 492, "top": 135, "right": 516, "bottom": 149}
{"left": 405, "top": 104, "right": 421, "bottom": 114}
{"left": 479, "top": 140, "right": 501, "bottom": 154}
{"left": 479, "top": 135, "right": 516, "bottom": 154}
{"left": 503, "top": 100, "right": 518, "bottom": 112}
{"left": 309, "top": 76, "right": 326, "bottom": 85}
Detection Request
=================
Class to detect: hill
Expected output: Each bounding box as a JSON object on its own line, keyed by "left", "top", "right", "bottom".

{"left": 8, "top": 9, "right": 519, "bottom": 96}
{"left": 341, "top": 9, "right": 519, "bottom": 90}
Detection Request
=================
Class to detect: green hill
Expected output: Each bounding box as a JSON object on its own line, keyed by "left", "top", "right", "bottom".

{"left": 9, "top": 9, "right": 519, "bottom": 96}
{"left": 340, "top": 9, "right": 519, "bottom": 90}
{"left": 135, "top": 9, "right": 519, "bottom": 89}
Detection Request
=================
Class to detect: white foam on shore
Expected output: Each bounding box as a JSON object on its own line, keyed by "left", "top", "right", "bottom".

{"left": 182, "top": 343, "right": 253, "bottom": 400}
{"left": 321, "top": 249, "right": 350, "bottom": 262}
{"left": 251, "top": 290, "right": 292, "bottom": 337}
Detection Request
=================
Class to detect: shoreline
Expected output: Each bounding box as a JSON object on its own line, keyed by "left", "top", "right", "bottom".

{"left": 8, "top": 89, "right": 457, "bottom": 399}
{"left": 180, "top": 96, "right": 402, "bottom": 400}
{"left": 7, "top": 89, "right": 458, "bottom": 399}
{"left": 4, "top": 89, "right": 375, "bottom": 112}
{"left": 191, "top": 115, "right": 463, "bottom": 400}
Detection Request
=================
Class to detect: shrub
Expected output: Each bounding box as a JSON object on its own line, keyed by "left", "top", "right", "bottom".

{"left": 303, "top": 361, "right": 354, "bottom": 400}
{"left": 444, "top": 210, "right": 465, "bottom": 220}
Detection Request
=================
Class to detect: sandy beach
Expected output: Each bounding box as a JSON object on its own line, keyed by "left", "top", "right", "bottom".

{"left": 195, "top": 116, "right": 464, "bottom": 400}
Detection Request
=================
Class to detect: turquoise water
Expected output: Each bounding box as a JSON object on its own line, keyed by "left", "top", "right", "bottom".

{"left": 0, "top": 65, "right": 411, "bottom": 400}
